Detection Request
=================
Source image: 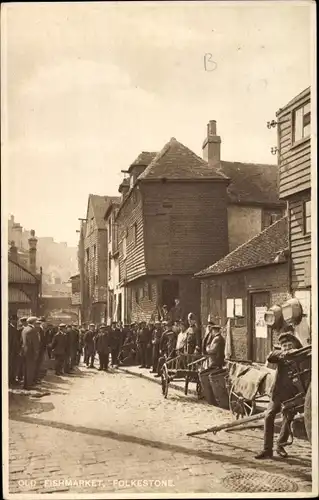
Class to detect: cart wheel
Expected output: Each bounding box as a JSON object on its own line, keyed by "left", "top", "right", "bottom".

{"left": 161, "top": 365, "right": 169, "bottom": 398}
{"left": 304, "top": 382, "right": 311, "bottom": 443}
{"left": 185, "top": 376, "right": 189, "bottom": 395}
{"left": 229, "top": 384, "right": 256, "bottom": 419}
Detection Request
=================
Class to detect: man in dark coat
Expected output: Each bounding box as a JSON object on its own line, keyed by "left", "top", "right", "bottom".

{"left": 69, "top": 324, "right": 80, "bottom": 370}
{"left": 137, "top": 321, "right": 152, "bottom": 369}
{"left": 84, "top": 324, "right": 96, "bottom": 368}
{"left": 150, "top": 320, "right": 162, "bottom": 374}
{"left": 51, "top": 324, "right": 68, "bottom": 375}
{"left": 169, "top": 298, "right": 185, "bottom": 323}
{"left": 21, "top": 317, "right": 40, "bottom": 389}
{"left": 155, "top": 321, "right": 178, "bottom": 377}
{"left": 95, "top": 325, "right": 110, "bottom": 371}
{"left": 255, "top": 330, "right": 303, "bottom": 460}
{"left": 34, "top": 317, "right": 48, "bottom": 383}
{"left": 185, "top": 313, "right": 202, "bottom": 354}
{"left": 202, "top": 323, "right": 225, "bottom": 369}
{"left": 109, "top": 322, "right": 122, "bottom": 368}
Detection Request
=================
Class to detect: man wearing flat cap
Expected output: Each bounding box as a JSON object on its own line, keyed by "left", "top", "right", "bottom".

{"left": 255, "top": 328, "right": 303, "bottom": 460}
{"left": 21, "top": 317, "right": 40, "bottom": 389}
{"left": 202, "top": 320, "right": 225, "bottom": 370}
{"left": 95, "top": 324, "right": 110, "bottom": 371}
{"left": 185, "top": 313, "right": 201, "bottom": 354}
{"left": 84, "top": 323, "right": 96, "bottom": 368}
{"left": 51, "top": 323, "right": 68, "bottom": 375}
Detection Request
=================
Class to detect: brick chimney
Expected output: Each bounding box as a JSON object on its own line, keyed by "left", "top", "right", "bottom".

{"left": 28, "top": 229, "right": 38, "bottom": 274}
{"left": 202, "top": 120, "right": 221, "bottom": 166}
{"left": 118, "top": 178, "right": 130, "bottom": 200}
{"left": 9, "top": 241, "right": 18, "bottom": 262}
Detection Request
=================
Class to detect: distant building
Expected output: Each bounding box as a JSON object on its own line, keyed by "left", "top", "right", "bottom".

{"left": 78, "top": 194, "right": 119, "bottom": 324}
{"left": 104, "top": 198, "right": 121, "bottom": 324}
{"left": 8, "top": 232, "right": 41, "bottom": 319}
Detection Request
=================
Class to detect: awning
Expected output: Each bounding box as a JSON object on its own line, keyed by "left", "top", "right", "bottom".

{"left": 9, "top": 288, "right": 31, "bottom": 304}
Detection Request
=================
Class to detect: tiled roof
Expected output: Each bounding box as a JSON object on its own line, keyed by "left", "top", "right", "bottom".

{"left": 138, "top": 138, "right": 229, "bottom": 181}
{"left": 89, "top": 195, "right": 121, "bottom": 229}
{"left": 8, "top": 258, "right": 38, "bottom": 283}
{"left": 129, "top": 152, "right": 158, "bottom": 171}
{"left": 218, "top": 161, "right": 283, "bottom": 205}
{"left": 196, "top": 216, "right": 288, "bottom": 277}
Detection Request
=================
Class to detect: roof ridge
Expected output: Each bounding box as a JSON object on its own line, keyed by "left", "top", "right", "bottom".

{"left": 221, "top": 160, "right": 276, "bottom": 168}
{"left": 197, "top": 215, "right": 287, "bottom": 276}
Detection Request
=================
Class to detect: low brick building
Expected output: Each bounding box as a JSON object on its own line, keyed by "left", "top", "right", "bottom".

{"left": 196, "top": 216, "right": 289, "bottom": 363}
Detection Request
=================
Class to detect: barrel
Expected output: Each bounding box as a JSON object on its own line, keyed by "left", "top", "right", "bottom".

{"left": 208, "top": 368, "right": 229, "bottom": 410}
{"left": 199, "top": 368, "right": 217, "bottom": 405}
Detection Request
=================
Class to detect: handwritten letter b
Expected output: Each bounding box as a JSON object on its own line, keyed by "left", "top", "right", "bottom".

{"left": 204, "top": 53, "right": 217, "bottom": 72}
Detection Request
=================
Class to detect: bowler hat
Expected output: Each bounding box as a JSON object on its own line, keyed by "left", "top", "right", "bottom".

{"left": 99, "top": 324, "right": 107, "bottom": 330}
{"left": 278, "top": 332, "right": 302, "bottom": 349}
{"left": 59, "top": 323, "right": 67, "bottom": 328}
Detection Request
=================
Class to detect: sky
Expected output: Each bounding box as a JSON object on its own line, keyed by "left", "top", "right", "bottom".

{"left": 2, "top": 1, "right": 314, "bottom": 246}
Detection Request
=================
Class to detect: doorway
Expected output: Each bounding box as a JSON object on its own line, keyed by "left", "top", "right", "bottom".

{"left": 161, "top": 279, "right": 179, "bottom": 311}
{"left": 117, "top": 293, "right": 122, "bottom": 322}
{"left": 249, "top": 291, "right": 271, "bottom": 363}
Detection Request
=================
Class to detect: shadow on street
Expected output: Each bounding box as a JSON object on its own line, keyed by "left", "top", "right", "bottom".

{"left": 10, "top": 413, "right": 312, "bottom": 485}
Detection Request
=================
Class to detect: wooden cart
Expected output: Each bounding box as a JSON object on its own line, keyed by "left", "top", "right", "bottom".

{"left": 226, "top": 361, "right": 275, "bottom": 418}
{"left": 188, "top": 345, "right": 312, "bottom": 440}
{"left": 161, "top": 353, "right": 208, "bottom": 398}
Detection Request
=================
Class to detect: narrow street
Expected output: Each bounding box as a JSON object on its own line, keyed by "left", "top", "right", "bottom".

{"left": 8, "top": 363, "right": 312, "bottom": 495}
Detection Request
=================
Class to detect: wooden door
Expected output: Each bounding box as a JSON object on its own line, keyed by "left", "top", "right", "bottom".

{"left": 250, "top": 291, "right": 271, "bottom": 363}
{"left": 161, "top": 279, "right": 179, "bottom": 311}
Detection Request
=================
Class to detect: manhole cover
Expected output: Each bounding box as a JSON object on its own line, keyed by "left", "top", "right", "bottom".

{"left": 222, "top": 470, "right": 299, "bottom": 493}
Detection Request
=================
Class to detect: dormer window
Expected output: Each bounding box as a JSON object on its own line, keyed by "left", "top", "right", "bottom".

{"left": 293, "top": 102, "right": 311, "bottom": 143}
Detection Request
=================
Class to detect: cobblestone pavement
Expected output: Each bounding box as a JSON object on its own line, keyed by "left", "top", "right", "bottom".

{"left": 7, "top": 362, "right": 313, "bottom": 496}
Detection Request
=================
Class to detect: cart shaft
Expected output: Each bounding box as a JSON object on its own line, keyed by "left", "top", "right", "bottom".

{"left": 187, "top": 411, "right": 266, "bottom": 437}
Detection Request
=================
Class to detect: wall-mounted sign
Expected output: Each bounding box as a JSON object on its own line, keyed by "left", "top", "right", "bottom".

{"left": 255, "top": 306, "right": 268, "bottom": 338}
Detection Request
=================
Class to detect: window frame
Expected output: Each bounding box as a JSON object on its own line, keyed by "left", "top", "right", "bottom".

{"left": 303, "top": 200, "right": 311, "bottom": 235}
{"left": 292, "top": 101, "right": 311, "bottom": 145}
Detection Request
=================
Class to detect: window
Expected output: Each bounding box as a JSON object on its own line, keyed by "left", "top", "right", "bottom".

{"left": 226, "top": 298, "right": 243, "bottom": 318}
{"left": 135, "top": 288, "right": 139, "bottom": 304}
{"left": 130, "top": 175, "right": 134, "bottom": 189}
{"left": 133, "top": 223, "right": 138, "bottom": 246}
{"left": 270, "top": 213, "right": 281, "bottom": 225}
{"left": 293, "top": 102, "right": 311, "bottom": 143}
{"left": 304, "top": 200, "right": 311, "bottom": 234}
{"left": 86, "top": 248, "right": 90, "bottom": 262}
{"left": 93, "top": 244, "right": 96, "bottom": 259}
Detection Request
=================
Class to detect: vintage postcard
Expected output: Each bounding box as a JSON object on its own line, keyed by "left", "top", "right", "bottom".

{"left": 1, "top": 1, "right": 317, "bottom": 498}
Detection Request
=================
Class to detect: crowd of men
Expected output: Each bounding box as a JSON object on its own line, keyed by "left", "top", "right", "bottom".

{"left": 8, "top": 302, "right": 226, "bottom": 388}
